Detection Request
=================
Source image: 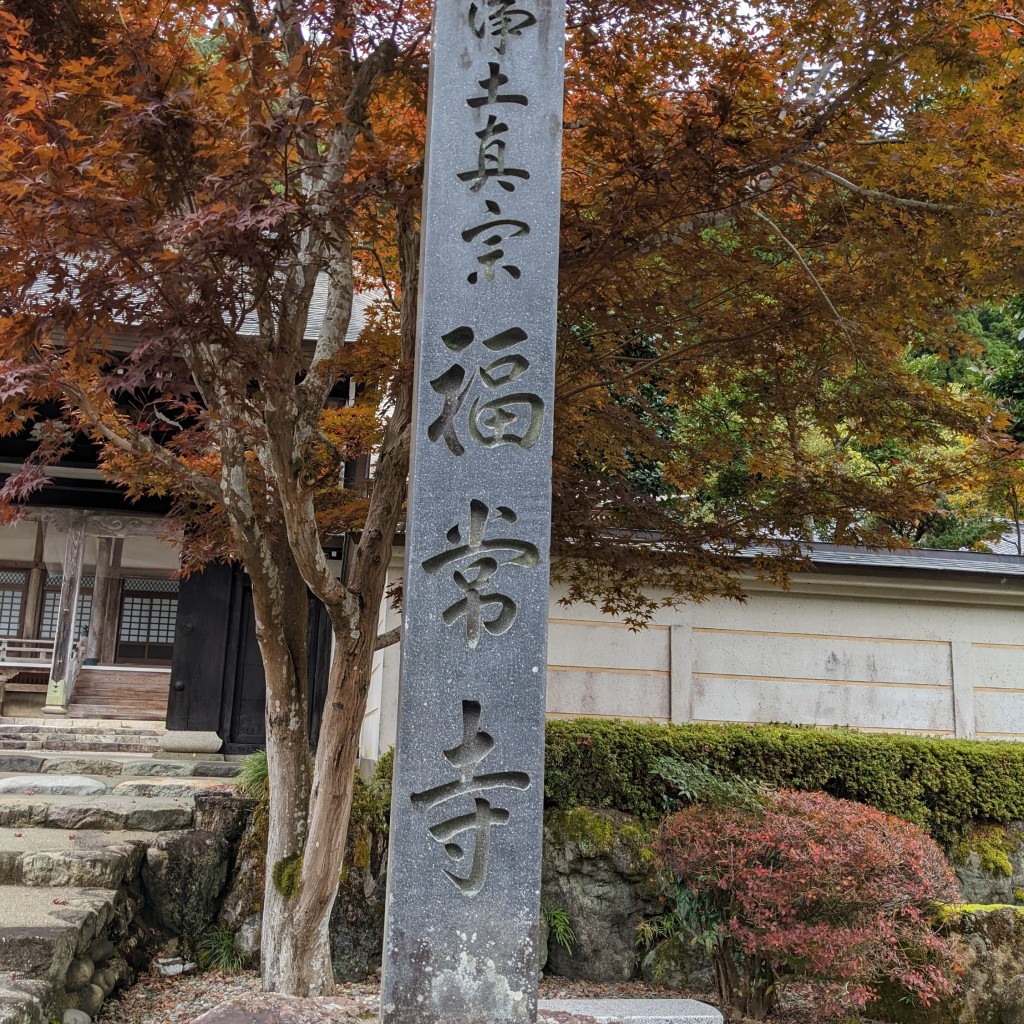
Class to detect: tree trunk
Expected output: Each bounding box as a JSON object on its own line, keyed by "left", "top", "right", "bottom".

{"left": 244, "top": 540, "right": 318, "bottom": 993}
{"left": 255, "top": 198, "right": 419, "bottom": 996}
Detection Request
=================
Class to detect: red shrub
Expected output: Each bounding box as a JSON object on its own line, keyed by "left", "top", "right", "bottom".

{"left": 655, "top": 789, "right": 961, "bottom": 1019}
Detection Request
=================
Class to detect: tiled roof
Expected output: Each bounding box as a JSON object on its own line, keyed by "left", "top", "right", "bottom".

{"left": 238, "top": 277, "right": 382, "bottom": 343}
{"left": 799, "top": 543, "right": 1024, "bottom": 578}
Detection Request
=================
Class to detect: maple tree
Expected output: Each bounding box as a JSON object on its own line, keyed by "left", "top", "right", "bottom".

{"left": 1, "top": 0, "right": 1023, "bottom": 996}
{"left": 655, "top": 789, "right": 961, "bottom": 1018}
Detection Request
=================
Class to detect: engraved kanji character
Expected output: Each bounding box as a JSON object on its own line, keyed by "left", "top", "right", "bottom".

{"left": 469, "top": 0, "right": 538, "bottom": 54}
{"left": 411, "top": 701, "right": 530, "bottom": 896}
{"left": 427, "top": 326, "right": 544, "bottom": 455}
{"left": 462, "top": 199, "right": 529, "bottom": 283}
{"left": 422, "top": 500, "right": 539, "bottom": 647}
{"left": 467, "top": 62, "right": 528, "bottom": 108}
{"left": 457, "top": 116, "right": 530, "bottom": 193}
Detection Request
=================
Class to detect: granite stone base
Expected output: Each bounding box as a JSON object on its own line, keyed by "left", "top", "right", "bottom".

{"left": 538, "top": 998, "right": 723, "bottom": 1023}
{"left": 190, "top": 994, "right": 723, "bottom": 1024}
{"left": 160, "top": 730, "right": 223, "bottom": 756}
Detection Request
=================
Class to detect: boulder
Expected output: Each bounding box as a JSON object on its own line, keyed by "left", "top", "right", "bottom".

{"left": 234, "top": 914, "right": 262, "bottom": 963}
{"left": 955, "top": 825, "right": 1024, "bottom": 906}
{"left": 63, "top": 1010, "right": 92, "bottom": 1024}
{"left": 1002, "top": 975, "right": 1024, "bottom": 1024}
{"left": 75, "top": 982, "right": 105, "bottom": 1017}
{"left": 142, "top": 830, "right": 229, "bottom": 948}
{"left": 640, "top": 935, "right": 715, "bottom": 994}
{"left": 88, "top": 938, "right": 115, "bottom": 965}
{"left": 329, "top": 814, "right": 390, "bottom": 982}
{"left": 65, "top": 956, "right": 94, "bottom": 992}
{"left": 193, "top": 793, "right": 256, "bottom": 847}
{"left": 542, "top": 808, "right": 657, "bottom": 983}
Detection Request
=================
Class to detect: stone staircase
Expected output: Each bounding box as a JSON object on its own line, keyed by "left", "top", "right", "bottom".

{"left": 0, "top": 720, "right": 165, "bottom": 756}
{"left": 0, "top": 746, "right": 245, "bottom": 1024}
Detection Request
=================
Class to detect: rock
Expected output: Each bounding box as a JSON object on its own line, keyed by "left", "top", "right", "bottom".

{"left": 0, "top": 775, "right": 107, "bottom": 796}
{"left": 93, "top": 965, "right": 118, "bottom": 996}
{"left": 330, "top": 819, "right": 389, "bottom": 982}
{"left": 65, "top": 956, "right": 95, "bottom": 992}
{"left": 539, "top": 914, "right": 549, "bottom": 972}
{"left": 120, "top": 760, "right": 194, "bottom": 777}
{"left": 640, "top": 935, "right": 715, "bottom": 994}
{"left": 542, "top": 808, "right": 657, "bottom": 982}
{"left": 194, "top": 793, "right": 255, "bottom": 846}
{"left": 0, "top": 755, "right": 43, "bottom": 773}
{"left": 42, "top": 759, "right": 123, "bottom": 777}
{"left": 45, "top": 803, "right": 125, "bottom": 830}
{"left": 22, "top": 847, "right": 137, "bottom": 889}
{"left": 155, "top": 957, "right": 197, "bottom": 977}
{"left": 191, "top": 762, "right": 240, "bottom": 779}
{"left": 113, "top": 780, "right": 231, "bottom": 799}
{"left": 125, "top": 803, "right": 192, "bottom": 831}
{"left": 63, "top": 1009, "right": 92, "bottom": 1024}
{"left": 234, "top": 914, "right": 261, "bottom": 962}
{"left": 160, "top": 731, "right": 222, "bottom": 755}
{"left": 75, "top": 982, "right": 105, "bottom": 1017}
{"left": 142, "top": 830, "right": 229, "bottom": 946}
{"left": 0, "top": 799, "right": 48, "bottom": 828}
{"left": 1003, "top": 975, "right": 1024, "bottom": 1024}
{"left": 88, "top": 938, "right": 115, "bottom": 965}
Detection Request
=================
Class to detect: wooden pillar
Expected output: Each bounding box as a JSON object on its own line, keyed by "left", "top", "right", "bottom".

{"left": 22, "top": 521, "right": 47, "bottom": 639}
{"left": 951, "top": 640, "right": 977, "bottom": 739}
{"left": 84, "top": 536, "right": 114, "bottom": 665}
{"left": 99, "top": 538, "right": 123, "bottom": 665}
{"left": 670, "top": 623, "right": 696, "bottom": 724}
{"left": 43, "top": 516, "right": 86, "bottom": 713}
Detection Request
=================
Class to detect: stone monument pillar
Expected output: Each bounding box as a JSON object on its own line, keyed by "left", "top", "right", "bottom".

{"left": 380, "top": 0, "right": 565, "bottom": 1021}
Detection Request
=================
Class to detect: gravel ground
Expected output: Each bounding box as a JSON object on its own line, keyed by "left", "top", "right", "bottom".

{"left": 94, "top": 966, "right": 870, "bottom": 1024}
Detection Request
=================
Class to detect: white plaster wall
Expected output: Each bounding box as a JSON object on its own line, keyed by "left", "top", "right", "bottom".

{"left": 120, "top": 535, "right": 179, "bottom": 571}
{"left": 362, "top": 562, "right": 1024, "bottom": 759}
{"left": 0, "top": 521, "right": 179, "bottom": 574}
{"left": 0, "top": 520, "right": 37, "bottom": 563}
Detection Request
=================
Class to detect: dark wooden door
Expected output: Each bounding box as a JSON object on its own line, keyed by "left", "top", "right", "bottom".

{"left": 166, "top": 564, "right": 330, "bottom": 754}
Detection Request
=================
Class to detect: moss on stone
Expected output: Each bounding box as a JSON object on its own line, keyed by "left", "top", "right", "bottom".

{"left": 953, "top": 825, "right": 1014, "bottom": 877}
{"left": 545, "top": 807, "right": 652, "bottom": 864}
{"left": 231, "top": 797, "right": 268, "bottom": 917}
{"left": 271, "top": 852, "right": 303, "bottom": 900}
{"left": 935, "top": 902, "right": 1024, "bottom": 925}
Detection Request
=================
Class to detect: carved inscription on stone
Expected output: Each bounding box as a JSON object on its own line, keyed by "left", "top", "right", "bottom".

{"left": 427, "top": 326, "right": 544, "bottom": 455}
{"left": 411, "top": 700, "right": 530, "bottom": 896}
{"left": 422, "top": 500, "right": 539, "bottom": 649}
{"left": 380, "top": 0, "right": 564, "bottom": 1013}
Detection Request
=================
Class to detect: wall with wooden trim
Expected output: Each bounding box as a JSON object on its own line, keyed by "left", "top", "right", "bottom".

{"left": 361, "top": 561, "right": 1024, "bottom": 759}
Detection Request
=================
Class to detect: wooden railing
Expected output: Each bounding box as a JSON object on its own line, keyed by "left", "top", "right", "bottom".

{"left": 0, "top": 637, "right": 87, "bottom": 712}
{"left": 0, "top": 637, "right": 60, "bottom": 665}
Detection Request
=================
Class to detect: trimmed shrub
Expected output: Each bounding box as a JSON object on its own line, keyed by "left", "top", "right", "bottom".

{"left": 544, "top": 719, "right": 1024, "bottom": 847}
{"left": 655, "top": 789, "right": 961, "bottom": 1019}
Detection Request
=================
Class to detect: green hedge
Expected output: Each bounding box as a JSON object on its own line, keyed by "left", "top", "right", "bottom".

{"left": 543, "top": 719, "right": 1024, "bottom": 848}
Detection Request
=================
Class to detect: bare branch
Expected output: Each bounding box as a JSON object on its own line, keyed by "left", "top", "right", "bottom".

{"left": 788, "top": 158, "right": 958, "bottom": 213}
{"left": 751, "top": 207, "right": 852, "bottom": 341}
{"left": 375, "top": 626, "right": 401, "bottom": 650}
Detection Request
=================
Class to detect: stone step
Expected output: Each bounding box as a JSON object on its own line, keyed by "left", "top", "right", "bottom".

{"left": 0, "top": 722, "right": 162, "bottom": 736}
{"left": 0, "top": 775, "right": 237, "bottom": 800}
{"left": 0, "top": 735, "right": 162, "bottom": 754}
{"left": 0, "top": 828, "right": 153, "bottom": 889}
{"left": 0, "top": 720, "right": 165, "bottom": 755}
{"left": 0, "top": 973, "right": 51, "bottom": 1024}
{"left": 0, "top": 794, "right": 193, "bottom": 832}
{"left": 0, "top": 885, "right": 118, "bottom": 982}
{"left": 66, "top": 705, "right": 166, "bottom": 722}
{"left": 0, "top": 752, "right": 239, "bottom": 779}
